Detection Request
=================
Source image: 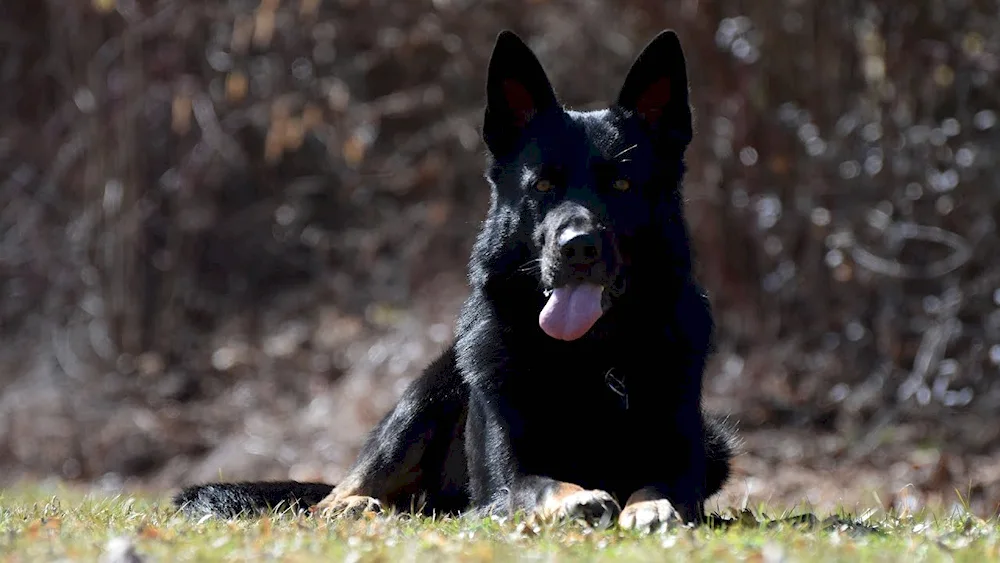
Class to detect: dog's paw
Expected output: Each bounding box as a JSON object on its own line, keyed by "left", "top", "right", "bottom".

{"left": 537, "top": 488, "right": 620, "bottom": 528}
{"left": 618, "top": 499, "right": 682, "bottom": 533}
{"left": 312, "top": 494, "right": 383, "bottom": 519}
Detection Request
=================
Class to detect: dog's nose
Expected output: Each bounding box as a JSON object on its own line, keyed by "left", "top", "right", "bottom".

{"left": 559, "top": 230, "right": 600, "bottom": 266}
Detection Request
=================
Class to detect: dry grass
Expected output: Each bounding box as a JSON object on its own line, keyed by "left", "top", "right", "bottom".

{"left": 1, "top": 482, "right": 998, "bottom": 562}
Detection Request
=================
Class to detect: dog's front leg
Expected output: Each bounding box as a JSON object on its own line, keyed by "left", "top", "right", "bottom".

{"left": 464, "top": 388, "right": 620, "bottom": 527}
{"left": 315, "top": 347, "right": 465, "bottom": 519}
{"left": 616, "top": 285, "right": 719, "bottom": 531}
{"left": 617, "top": 399, "right": 710, "bottom": 531}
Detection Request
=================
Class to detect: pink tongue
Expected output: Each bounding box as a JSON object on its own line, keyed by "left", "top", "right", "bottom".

{"left": 538, "top": 283, "right": 605, "bottom": 341}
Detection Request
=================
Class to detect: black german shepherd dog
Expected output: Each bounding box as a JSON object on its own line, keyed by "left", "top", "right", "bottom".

{"left": 174, "top": 29, "right": 738, "bottom": 531}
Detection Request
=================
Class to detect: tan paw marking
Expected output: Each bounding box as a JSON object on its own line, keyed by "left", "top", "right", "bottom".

{"left": 618, "top": 499, "right": 681, "bottom": 532}
{"left": 313, "top": 494, "right": 383, "bottom": 519}
{"left": 535, "top": 484, "right": 620, "bottom": 528}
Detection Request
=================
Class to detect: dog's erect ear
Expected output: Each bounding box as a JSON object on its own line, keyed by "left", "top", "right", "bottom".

{"left": 483, "top": 30, "right": 559, "bottom": 155}
{"left": 616, "top": 30, "right": 692, "bottom": 145}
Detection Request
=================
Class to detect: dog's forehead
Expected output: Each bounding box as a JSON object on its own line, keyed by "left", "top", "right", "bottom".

{"left": 566, "top": 109, "right": 631, "bottom": 158}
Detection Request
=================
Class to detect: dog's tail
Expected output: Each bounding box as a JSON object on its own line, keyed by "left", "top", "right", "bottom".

{"left": 172, "top": 481, "right": 335, "bottom": 519}
{"left": 704, "top": 414, "right": 743, "bottom": 495}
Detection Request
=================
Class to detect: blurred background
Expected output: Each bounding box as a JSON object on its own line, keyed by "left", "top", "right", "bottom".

{"left": 1, "top": 0, "right": 998, "bottom": 517}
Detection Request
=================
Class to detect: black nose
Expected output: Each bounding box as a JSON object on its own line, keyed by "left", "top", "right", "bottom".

{"left": 560, "top": 231, "right": 600, "bottom": 266}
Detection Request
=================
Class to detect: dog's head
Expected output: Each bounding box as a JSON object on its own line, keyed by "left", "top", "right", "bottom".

{"left": 479, "top": 30, "right": 694, "bottom": 341}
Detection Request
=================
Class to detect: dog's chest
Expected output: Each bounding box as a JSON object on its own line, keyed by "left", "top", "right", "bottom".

{"left": 508, "top": 356, "right": 632, "bottom": 420}
{"left": 505, "top": 365, "right": 638, "bottom": 479}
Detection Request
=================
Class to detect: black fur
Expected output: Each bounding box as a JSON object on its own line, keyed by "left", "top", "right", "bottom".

{"left": 174, "top": 29, "right": 739, "bottom": 528}
{"left": 173, "top": 481, "right": 334, "bottom": 518}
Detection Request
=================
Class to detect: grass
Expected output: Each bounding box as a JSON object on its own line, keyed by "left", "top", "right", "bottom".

{"left": 0, "top": 484, "right": 997, "bottom": 562}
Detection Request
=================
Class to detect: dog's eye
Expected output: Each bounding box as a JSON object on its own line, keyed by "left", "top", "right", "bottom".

{"left": 613, "top": 179, "right": 630, "bottom": 191}
{"left": 535, "top": 179, "right": 554, "bottom": 192}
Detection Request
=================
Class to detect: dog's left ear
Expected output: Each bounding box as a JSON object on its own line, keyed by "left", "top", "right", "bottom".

{"left": 616, "top": 30, "right": 692, "bottom": 146}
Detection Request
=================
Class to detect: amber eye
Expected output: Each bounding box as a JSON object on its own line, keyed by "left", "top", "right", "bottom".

{"left": 535, "top": 179, "right": 553, "bottom": 192}
{"left": 614, "top": 178, "right": 630, "bottom": 191}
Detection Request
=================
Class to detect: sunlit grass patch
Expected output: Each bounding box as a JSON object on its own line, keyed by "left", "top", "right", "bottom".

{"left": 0, "top": 483, "right": 997, "bottom": 562}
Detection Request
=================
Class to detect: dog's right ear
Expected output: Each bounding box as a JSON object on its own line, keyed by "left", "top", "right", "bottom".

{"left": 616, "top": 30, "right": 693, "bottom": 147}
{"left": 483, "top": 30, "right": 559, "bottom": 156}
